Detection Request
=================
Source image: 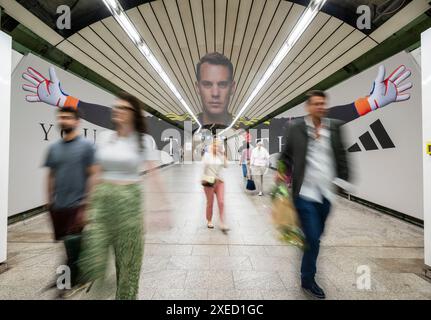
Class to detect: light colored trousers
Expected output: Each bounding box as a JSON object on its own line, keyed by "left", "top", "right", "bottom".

{"left": 79, "top": 182, "right": 143, "bottom": 300}
{"left": 251, "top": 165, "right": 266, "bottom": 193}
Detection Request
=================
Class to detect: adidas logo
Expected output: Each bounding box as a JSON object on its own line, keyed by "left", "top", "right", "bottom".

{"left": 348, "top": 119, "right": 395, "bottom": 152}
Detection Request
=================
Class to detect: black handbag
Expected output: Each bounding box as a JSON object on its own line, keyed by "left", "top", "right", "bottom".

{"left": 246, "top": 178, "right": 256, "bottom": 191}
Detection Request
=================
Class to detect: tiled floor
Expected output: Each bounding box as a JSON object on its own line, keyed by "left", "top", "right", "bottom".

{"left": 1, "top": 163, "right": 430, "bottom": 300}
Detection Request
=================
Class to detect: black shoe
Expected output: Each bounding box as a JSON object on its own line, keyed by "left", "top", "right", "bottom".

{"left": 301, "top": 281, "right": 326, "bottom": 300}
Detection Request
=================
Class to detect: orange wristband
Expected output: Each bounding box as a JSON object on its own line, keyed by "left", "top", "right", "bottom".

{"left": 64, "top": 96, "right": 79, "bottom": 109}
{"left": 354, "top": 97, "right": 372, "bottom": 116}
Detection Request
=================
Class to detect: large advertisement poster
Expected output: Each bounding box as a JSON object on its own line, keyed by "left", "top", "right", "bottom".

{"left": 171, "top": 48, "right": 422, "bottom": 221}
{"left": 9, "top": 53, "right": 182, "bottom": 217}
{"left": 274, "top": 51, "right": 422, "bottom": 220}
{"left": 0, "top": 31, "right": 12, "bottom": 263}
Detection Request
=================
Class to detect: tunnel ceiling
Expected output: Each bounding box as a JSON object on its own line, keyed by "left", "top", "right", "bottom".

{"left": 3, "top": 0, "right": 421, "bottom": 121}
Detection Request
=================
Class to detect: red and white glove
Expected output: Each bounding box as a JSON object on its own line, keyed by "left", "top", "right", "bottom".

{"left": 355, "top": 65, "right": 412, "bottom": 116}
{"left": 22, "top": 66, "right": 79, "bottom": 109}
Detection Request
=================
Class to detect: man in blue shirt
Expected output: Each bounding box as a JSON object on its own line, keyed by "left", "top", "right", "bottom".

{"left": 44, "top": 107, "right": 97, "bottom": 297}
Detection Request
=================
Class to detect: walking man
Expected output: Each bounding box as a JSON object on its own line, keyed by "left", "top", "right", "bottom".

{"left": 279, "top": 90, "right": 350, "bottom": 299}
{"left": 44, "top": 107, "right": 96, "bottom": 297}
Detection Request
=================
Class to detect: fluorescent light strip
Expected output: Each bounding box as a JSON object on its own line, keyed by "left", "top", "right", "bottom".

{"left": 220, "top": 0, "right": 327, "bottom": 135}
{"left": 102, "top": 0, "right": 202, "bottom": 130}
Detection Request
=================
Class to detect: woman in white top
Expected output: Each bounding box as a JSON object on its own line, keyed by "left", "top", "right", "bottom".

{"left": 250, "top": 141, "right": 270, "bottom": 196}
{"left": 202, "top": 139, "right": 229, "bottom": 232}
{"left": 79, "top": 92, "right": 150, "bottom": 300}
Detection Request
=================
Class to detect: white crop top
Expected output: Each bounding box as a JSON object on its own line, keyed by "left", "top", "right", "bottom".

{"left": 96, "top": 131, "right": 155, "bottom": 182}
{"left": 202, "top": 152, "right": 226, "bottom": 181}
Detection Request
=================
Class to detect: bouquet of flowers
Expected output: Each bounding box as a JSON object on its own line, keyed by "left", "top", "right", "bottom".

{"left": 271, "top": 161, "right": 305, "bottom": 249}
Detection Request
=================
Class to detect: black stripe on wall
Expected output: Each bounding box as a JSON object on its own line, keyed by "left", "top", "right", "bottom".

{"left": 370, "top": 119, "right": 395, "bottom": 149}
{"left": 359, "top": 132, "right": 378, "bottom": 151}
{"left": 348, "top": 143, "right": 361, "bottom": 152}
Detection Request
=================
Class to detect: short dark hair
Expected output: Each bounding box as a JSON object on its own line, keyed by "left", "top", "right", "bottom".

{"left": 57, "top": 107, "right": 80, "bottom": 119}
{"left": 196, "top": 52, "right": 234, "bottom": 82}
{"left": 305, "top": 90, "right": 327, "bottom": 104}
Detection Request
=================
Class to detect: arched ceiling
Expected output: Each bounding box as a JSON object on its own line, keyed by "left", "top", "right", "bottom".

{"left": 1, "top": 0, "right": 428, "bottom": 123}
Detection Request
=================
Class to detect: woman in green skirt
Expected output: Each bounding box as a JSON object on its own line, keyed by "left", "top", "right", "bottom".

{"left": 79, "top": 92, "right": 151, "bottom": 300}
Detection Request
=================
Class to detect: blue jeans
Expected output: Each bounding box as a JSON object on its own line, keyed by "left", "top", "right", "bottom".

{"left": 242, "top": 164, "right": 248, "bottom": 177}
{"left": 294, "top": 196, "right": 331, "bottom": 287}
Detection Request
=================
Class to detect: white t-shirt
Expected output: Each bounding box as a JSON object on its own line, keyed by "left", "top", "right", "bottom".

{"left": 96, "top": 131, "right": 156, "bottom": 182}
{"left": 202, "top": 152, "right": 226, "bottom": 181}
{"left": 250, "top": 147, "right": 269, "bottom": 167}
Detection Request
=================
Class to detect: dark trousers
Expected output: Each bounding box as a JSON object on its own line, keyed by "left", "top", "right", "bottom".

{"left": 49, "top": 205, "right": 85, "bottom": 287}
{"left": 64, "top": 234, "right": 82, "bottom": 286}
{"left": 294, "top": 196, "right": 331, "bottom": 287}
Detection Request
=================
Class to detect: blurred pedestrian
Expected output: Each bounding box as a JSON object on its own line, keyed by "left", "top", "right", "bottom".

{"left": 240, "top": 142, "right": 251, "bottom": 179}
{"left": 201, "top": 139, "right": 229, "bottom": 233}
{"left": 79, "top": 92, "right": 151, "bottom": 300}
{"left": 44, "top": 107, "right": 97, "bottom": 297}
{"left": 250, "top": 141, "right": 269, "bottom": 196}
{"left": 278, "top": 90, "right": 350, "bottom": 299}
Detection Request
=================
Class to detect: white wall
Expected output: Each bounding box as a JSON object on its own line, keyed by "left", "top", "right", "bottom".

{"left": 0, "top": 31, "right": 12, "bottom": 263}
{"left": 411, "top": 47, "right": 421, "bottom": 68}
{"left": 11, "top": 50, "right": 23, "bottom": 72}
{"left": 278, "top": 51, "right": 423, "bottom": 220}
{"left": 421, "top": 28, "right": 431, "bottom": 267}
{"left": 9, "top": 53, "right": 170, "bottom": 217}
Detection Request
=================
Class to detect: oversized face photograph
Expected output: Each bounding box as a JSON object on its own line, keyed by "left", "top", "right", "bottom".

{"left": 195, "top": 52, "right": 236, "bottom": 128}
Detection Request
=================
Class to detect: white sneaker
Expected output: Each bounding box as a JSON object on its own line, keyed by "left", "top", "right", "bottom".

{"left": 258, "top": 192, "right": 263, "bottom": 196}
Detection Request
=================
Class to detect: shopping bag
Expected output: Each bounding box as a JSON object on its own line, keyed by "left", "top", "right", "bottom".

{"left": 270, "top": 183, "right": 305, "bottom": 249}
{"left": 246, "top": 178, "right": 256, "bottom": 191}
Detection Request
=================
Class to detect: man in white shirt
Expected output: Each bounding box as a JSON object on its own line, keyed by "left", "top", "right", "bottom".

{"left": 250, "top": 141, "right": 270, "bottom": 196}
{"left": 279, "top": 90, "right": 350, "bottom": 299}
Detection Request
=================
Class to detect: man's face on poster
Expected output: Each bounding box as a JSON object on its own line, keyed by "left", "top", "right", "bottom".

{"left": 196, "top": 62, "right": 236, "bottom": 118}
